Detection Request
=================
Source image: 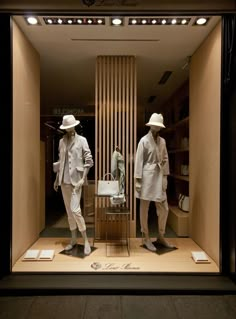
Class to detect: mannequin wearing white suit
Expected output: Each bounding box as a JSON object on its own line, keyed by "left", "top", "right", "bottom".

{"left": 54, "top": 115, "right": 93, "bottom": 255}
{"left": 134, "top": 113, "right": 174, "bottom": 251}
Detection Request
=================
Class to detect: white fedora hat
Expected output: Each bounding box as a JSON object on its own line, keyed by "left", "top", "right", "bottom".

{"left": 145, "top": 113, "right": 165, "bottom": 128}
{"left": 60, "top": 115, "right": 80, "bottom": 130}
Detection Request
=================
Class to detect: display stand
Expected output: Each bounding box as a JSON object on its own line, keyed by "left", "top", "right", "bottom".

{"left": 94, "top": 194, "right": 130, "bottom": 256}
{"left": 105, "top": 206, "right": 130, "bottom": 257}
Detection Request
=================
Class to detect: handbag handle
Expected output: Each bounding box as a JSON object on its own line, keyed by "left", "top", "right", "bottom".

{"left": 103, "top": 173, "right": 115, "bottom": 181}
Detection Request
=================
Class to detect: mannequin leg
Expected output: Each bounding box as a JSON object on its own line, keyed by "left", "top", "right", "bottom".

{"left": 65, "top": 228, "right": 77, "bottom": 251}
{"left": 155, "top": 200, "right": 174, "bottom": 248}
{"left": 140, "top": 199, "right": 156, "bottom": 252}
{"left": 81, "top": 230, "right": 91, "bottom": 255}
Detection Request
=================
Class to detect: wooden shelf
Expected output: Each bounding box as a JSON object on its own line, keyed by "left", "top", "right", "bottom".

{"left": 168, "top": 205, "right": 189, "bottom": 236}
{"left": 169, "top": 174, "right": 189, "bottom": 182}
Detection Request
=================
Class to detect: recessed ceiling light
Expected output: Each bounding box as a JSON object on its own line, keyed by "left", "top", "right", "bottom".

{"left": 57, "top": 18, "right": 63, "bottom": 24}
{"left": 77, "top": 19, "right": 82, "bottom": 24}
{"left": 196, "top": 17, "right": 208, "bottom": 25}
{"left": 131, "top": 19, "right": 137, "bottom": 25}
{"left": 142, "top": 19, "right": 147, "bottom": 24}
{"left": 152, "top": 19, "right": 157, "bottom": 24}
{"left": 68, "top": 19, "right": 73, "bottom": 24}
{"left": 47, "top": 18, "right": 53, "bottom": 24}
{"left": 181, "top": 19, "right": 187, "bottom": 25}
{"left": 97, "top": 19, "right": 103, "bottom": 24}
{"left": 171, "top": 19, "right": 177, "bottom": 25}
{"left": 26, "top": 16, "right": 39, "bottom": 25}
{"left": 161, "top": 19, "right": 167, "bottom": 25}
{"left": 111, "top": 18, "right": 123, "bottom": 26}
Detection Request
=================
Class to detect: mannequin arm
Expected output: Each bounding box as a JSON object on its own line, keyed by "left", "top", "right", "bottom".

{"left": 135, "top": 178, "right": 142, "bottom": 192}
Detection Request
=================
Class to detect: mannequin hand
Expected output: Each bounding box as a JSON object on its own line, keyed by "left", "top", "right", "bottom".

{"left": 53, "top": 180, "right": 59, "bottom": 192}
{"left": 75, "top": 178, "right": 84, "bottom": 191}
{"left": 135, "top": 179, "right": 142, "bottom": 192}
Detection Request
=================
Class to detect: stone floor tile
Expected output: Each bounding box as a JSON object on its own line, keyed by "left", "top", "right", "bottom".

{"left": 0, "top": 296, "right": 34, "bottom": 319}
{"left": 26, "top": 295, "right": 86, "bottom": 319}
{"left": 83, "top": 295, "right": 122, "bottom": 319}
{"left": 122, "top": 296, "right": 178, "bottom": 319}
{"left": 172, "top": 295, "right": 236, "bottom": 319}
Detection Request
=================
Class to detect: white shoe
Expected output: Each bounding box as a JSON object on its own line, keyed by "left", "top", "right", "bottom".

{"left": 65, "top": 239, "right": 77, "bottom": 251}
{"left": 157, "top": 237, "right": 174, "bottom": 248}
{"left": 143, "top": 239, "right": 157, "bottom": 252}
{"left": 84, "top": 241, "right": 91, "bottom": 255}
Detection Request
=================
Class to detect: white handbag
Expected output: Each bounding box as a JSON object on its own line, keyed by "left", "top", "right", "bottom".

{"left": 178, "top": 194, "right": 189, "bottom": 212}
{"left": 97, "top": 173, "right": 119, "bottom": 196}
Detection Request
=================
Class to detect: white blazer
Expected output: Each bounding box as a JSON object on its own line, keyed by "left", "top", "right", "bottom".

{"left": 57, "top": 133, "right": 93, "bottom": 187}
{"left": 134, "top": 131, "right": 169, "bottom": 202}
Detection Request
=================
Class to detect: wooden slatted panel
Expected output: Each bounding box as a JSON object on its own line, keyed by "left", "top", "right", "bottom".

{"left": 95, "top": 56, "right": 137, "bottom": 239}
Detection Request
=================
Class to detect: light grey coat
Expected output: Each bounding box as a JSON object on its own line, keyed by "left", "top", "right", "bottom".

{"left": 134, "top": 131, "right": 169, "bottom": 202}
{"left": 57, "top": 133, "right": 93, "bottom": 187}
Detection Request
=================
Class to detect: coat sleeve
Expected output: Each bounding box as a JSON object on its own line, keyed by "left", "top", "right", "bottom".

{"left": 82, "top": 137, "right": 94, "bottom": 168}
{"left": 134, "top": 139, "right": 144, "bottom": 179}
{"left": 162, "top": 139, "right": 170, "bottom": 175}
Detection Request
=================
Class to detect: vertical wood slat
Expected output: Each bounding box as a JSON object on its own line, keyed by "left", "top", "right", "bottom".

{"left": 95, "top": 56, "right": 137, "bottom": 239}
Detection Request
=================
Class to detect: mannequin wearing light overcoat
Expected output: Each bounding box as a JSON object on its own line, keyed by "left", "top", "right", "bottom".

{"left": 134, "top": 113, "right": 174, "bottom": 251}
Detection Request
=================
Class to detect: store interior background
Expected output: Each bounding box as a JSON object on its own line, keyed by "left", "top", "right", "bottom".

{"left": 11, "top": 14, "right": 221, "bottom": 272}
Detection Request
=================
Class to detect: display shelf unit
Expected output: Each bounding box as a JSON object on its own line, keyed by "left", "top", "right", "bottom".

{"left": 160, "top": 81, "right": 189, "bottom": 236}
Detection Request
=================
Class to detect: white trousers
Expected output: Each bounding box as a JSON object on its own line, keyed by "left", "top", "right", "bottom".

{"left": 61, "top": 183, "right": 86, "bottom": 232}
{"left": 140, "top": 199, "right": 169, "bottom": 237}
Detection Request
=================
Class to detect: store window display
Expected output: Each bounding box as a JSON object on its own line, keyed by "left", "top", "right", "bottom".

{"left": 53, "top": 114, "right": 93, "bottom": 255}
{"left": 134, "top": 113, "right": 174, "bottom": 252}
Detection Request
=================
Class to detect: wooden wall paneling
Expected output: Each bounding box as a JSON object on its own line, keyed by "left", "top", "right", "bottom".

{"left": 95, "top": 56, "right": 137, "bottom": 239}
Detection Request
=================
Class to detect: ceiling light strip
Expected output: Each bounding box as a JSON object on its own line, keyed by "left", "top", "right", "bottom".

{"left": 43, "top": 17, "right": 105, "bottom": 25}
{"left": 129, "top": 17, "right": 191, "bottom": 26}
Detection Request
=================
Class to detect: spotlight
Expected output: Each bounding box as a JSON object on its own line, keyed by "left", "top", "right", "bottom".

{"left": 151, "top": 19, "right": 157, "bottom": 24}
{"left": 47, "top": 19, "right": 53, "bottom": 24}
{"left": 26, "top": 16, "right": 39, "bottom": 25}
{"left": 141, "top": 19, "right": 147, "bottom": 24}
{"left": 171, "top": 18, "right": 177, "bottom": 25}
{"left": 57, "top": 18, "right": 63, "bottom": 24}
{"left": 87, "top": 19, "right": 93, "bottom": 24}
{"left": 195, "top": 17, "right": 208, "bottom": 25}
{"left": 77, "top": 19, "right": 82, "bottom": 24}
{"left": 181, "top": 19, "right": 187, "bottom": 25}
{"left": 111, "top": 18, "right": 123, "bottom": 26}
{"left": 161, "top": 19, "right": 167, "bottom": 25}
{"left": 131, "top": 19, "right": 137, "bottom": 25}
{"left": 67, "top": 19, "right": 73, "bottom": 24}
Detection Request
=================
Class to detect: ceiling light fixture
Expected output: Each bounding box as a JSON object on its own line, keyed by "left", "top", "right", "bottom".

{"left": 25, "top": 16, "right": 40, "bottom": 25}
{"left": 111, "top": 18, "right": 123, "bottom": 26}
{"left": 43, "top": 17, "right": 105, "bottom": 25}
{"left": 194, "top": 17, "right": 208, "bottom": 25}
{"left": 128, "top": 17, "right": 191, "bottom": 26}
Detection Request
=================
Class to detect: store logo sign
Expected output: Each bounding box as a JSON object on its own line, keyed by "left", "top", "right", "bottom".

{"left": 90, "top": 262, "right": 140, "bottom": 270}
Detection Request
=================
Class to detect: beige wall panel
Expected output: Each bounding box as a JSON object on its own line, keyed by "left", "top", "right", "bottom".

{"left": 40, "top": 141, "right": 46, "bottom": 232}
{"left": 12, "top": 20, "right": 40, "bottom": 266}
{"left": 190, "top": 22, "right": 221, "bottom": 265}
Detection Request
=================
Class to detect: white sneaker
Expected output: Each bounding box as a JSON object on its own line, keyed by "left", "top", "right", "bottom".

{"left": 143, "top": 239, "right": 157, "bottom": 252}
{"left": 64, "top": 239, "right": 77, "bottom": 251}
{"left": 157, "top": 237, "right": 174, "bottom": 248}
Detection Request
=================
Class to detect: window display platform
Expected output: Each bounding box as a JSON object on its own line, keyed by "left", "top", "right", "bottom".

{"left": 12, "top": 237, "right": 219, "bottom": 273}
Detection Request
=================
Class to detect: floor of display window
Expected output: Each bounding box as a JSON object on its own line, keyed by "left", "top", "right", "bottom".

{"left": 12, "top": 237, "right": 219, "bottom": 273}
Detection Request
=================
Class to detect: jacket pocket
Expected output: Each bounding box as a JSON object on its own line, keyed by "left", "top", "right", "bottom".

{"left": 143, "top": 163, "right": 157, "bottom": 171}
